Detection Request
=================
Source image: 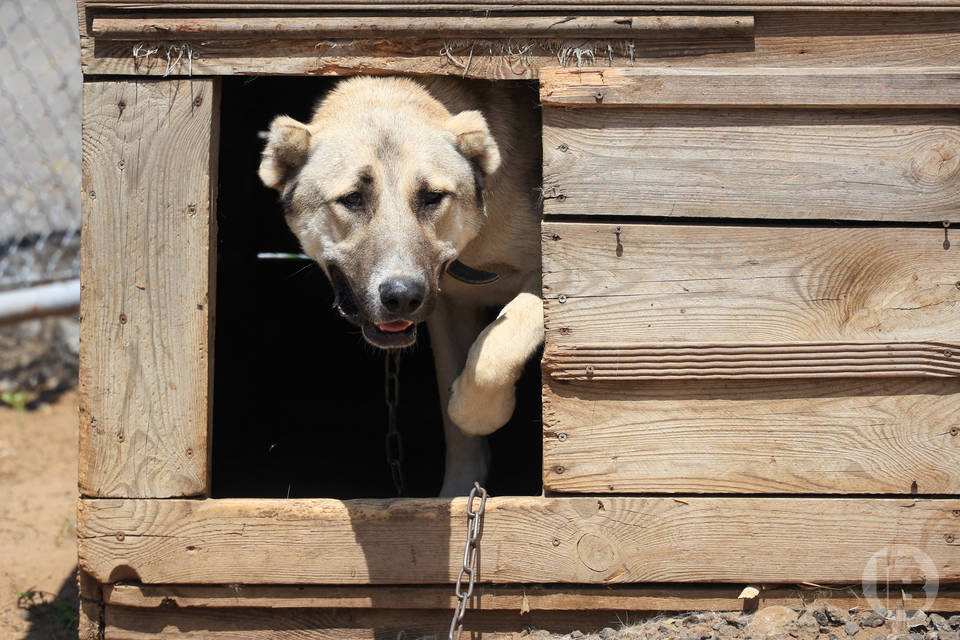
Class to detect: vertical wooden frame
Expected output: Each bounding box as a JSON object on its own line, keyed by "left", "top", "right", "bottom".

{"left": 79, "top": 78, "right": 220, "bottom": 498}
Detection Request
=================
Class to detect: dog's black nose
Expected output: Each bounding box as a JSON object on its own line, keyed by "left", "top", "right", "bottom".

{"left": 379, "top": 276, "right": 425, "bottom": 315}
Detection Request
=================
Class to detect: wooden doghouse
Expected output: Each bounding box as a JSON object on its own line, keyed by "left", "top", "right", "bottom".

{"left": 75, "top": 0, "right": 960, "bottom": 637}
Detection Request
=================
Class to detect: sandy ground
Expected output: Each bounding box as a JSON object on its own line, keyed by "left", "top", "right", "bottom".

{"left": 0, "top": 390, "right": 79, "bottom": 639}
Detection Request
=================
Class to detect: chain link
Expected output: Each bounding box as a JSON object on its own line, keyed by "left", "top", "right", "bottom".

{"left": 384, "top": 350, "right": 405, "bottom": 497}
{"left": 449, "top": 481, "right": 488, "bottom": 640}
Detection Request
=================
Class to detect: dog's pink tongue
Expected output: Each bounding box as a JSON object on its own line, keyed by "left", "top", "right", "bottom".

{"left": 377, "top": 320, "right": 412, "bottom": 333}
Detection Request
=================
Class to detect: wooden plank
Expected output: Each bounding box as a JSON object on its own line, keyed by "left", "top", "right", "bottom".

{"left": 103, "top": 605, "right": 621, "bottom": 639}
{"left": 77, "top": 497, "right": 960, "bottom": 584}
{"left": 91, "top": 15, "right": 754, "bottom": 39}
{"left": 542, "top": 223, "right": 960, "bottom": 346}
{"left": 78, "top": 13, "right": 960, "bottom": 76}
{"left": 541, "top": 67, "right": 960, "bottom": 107}
{"left": 102, "top": 582, "right": 960, "bottom": 612}
{"left": 79, "top": 79, "right": 219, "bottom": 498}
{"left": 543, "top": 108, "right": 960, "bottom": 221}
{"left": 543, "top": 377, "right": 960, "bottom": 493}
{"left": 78, "top": 0, "right": 960, "bottom": 8}
{"left": 545, "top": 342, "right": 960, "bottom": 380}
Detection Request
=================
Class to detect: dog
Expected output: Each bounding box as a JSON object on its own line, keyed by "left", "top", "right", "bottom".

{"left": 258, "top": 77, "right": 543, "bottom": 496}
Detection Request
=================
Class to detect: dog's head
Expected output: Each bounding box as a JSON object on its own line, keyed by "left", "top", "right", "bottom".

{"left": 259, "top": 77, "right": 501, "bottom": 348}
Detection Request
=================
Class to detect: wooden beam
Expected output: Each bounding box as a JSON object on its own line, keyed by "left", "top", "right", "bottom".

{"left": 102, "top": 606, "right": 628, "bottom": 639}
{"left": 543, "top": 109, "right": 960, "bottom": 222}
{"left": 541, "top": 67, "right": 960, "bottom": 108}
{"left": 542, "top": 223, "right": 960, "bottom": 346}
{"left": 91, "top": 15, "right": 754, "bottom": 40}
{"left": 79, "top": 79, "right": 219, "bottom": 498}
{"left": 79, "top": 0, "right": 960, "bottom": 9}
{"left": 78, "top": 13, "right": 960, "bottom": 77}
{"left": 78, "top": 497, "right": 959, "bottom": 585}
{"left": 102, "top": 582, "right": 960, "bottom": 612}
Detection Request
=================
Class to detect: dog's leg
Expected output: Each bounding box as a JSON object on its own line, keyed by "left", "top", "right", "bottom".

{"left": 428, "top": 298, "right": 491, "bottom": 497}
{"left": 448, "top": 287, "right": 544, "bottom": 436}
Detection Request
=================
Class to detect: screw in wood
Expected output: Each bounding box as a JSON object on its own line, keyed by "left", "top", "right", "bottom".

{"left": 552, "top": 538, "right": 561, "bottom": 547}
{"left": 554, "top": 465, "right": 565, "bottom": 474}
{"left": 558, "top": 295, "right": 567, "bottom": 304}
{"left": 594, "top": 92, "right": 604, "bottom": 103}
{"left": 558, "top": 144, "right": 569, "bottom": 152}
{"left": 950, "top": 426, "right": 959, "bottom": 436}
{"left": 119, "top": 313, "right": 127, "bottom": 324}
{"left": 946, "top": 534, "right": 956, "bottom": 544}
{"left": 116, "top": 532, "right": 125, "bottom": 542}
{"left": 193, "top": 96, "right": 203, "bottom": 107}
{"left": 557, "top": 432, "right": 567, "bottom": 442}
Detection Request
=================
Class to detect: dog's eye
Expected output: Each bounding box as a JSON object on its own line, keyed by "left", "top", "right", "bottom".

{"left": 421, "top": 191, "right": 447, "bottom": 208}
{"left": 338, "top": 191, "right": 363, "bottom": 210}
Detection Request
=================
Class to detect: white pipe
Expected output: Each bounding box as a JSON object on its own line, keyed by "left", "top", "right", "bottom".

{"left": 0, "top": 279, "right": 81, "bottom": 325}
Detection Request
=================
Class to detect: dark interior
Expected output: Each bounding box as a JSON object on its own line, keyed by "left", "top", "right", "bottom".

{"left": 211, "top": 76, "right": 543, "bottom": 499}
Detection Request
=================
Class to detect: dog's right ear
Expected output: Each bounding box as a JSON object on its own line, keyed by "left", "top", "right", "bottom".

{"left": 258, "top": 115, "right": 311, "bottom": 191}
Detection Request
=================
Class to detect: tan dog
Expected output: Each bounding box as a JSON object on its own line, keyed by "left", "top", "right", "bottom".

{"left": 258, "top": 77, "right": 542, "bottom": 495}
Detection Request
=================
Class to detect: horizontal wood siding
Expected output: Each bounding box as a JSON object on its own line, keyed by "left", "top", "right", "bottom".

{"left": 542, "top": 108, "right": 960, "bottom": 221}
{"left": 543, "top": 377, "right": 960, "bottom": 493}
{"left": 540, "top": 67, "right": 960, "bottom": 107}
{"left": 542, "top": 223, "right": 960, "bottom": 347}
{"left": 78, "top": 497, "right": 959, "bottom": 584}
{"left": 79, "top": 79, "right": 219, "bottom": 498}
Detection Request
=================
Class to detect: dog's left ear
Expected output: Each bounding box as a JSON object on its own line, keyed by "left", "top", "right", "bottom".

{"left": 446, "top": 110, "right": 501, "bottom": 176}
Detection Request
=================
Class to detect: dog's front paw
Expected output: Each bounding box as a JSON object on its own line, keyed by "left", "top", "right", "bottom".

{"left": 448, "top": 372, "right": 516, "bottom": 436}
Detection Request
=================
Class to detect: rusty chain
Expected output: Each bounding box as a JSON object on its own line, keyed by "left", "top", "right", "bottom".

{"left": 384, "top": 350, "right": 405, "bottom": 497}
{"left": 449, "top": 481, "right": 488, "bottom": 640}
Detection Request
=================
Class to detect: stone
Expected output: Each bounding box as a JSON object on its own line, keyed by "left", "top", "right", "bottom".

{"left": 948, "top": 617, "right": 960, "bottom": 630}
{"left": 845, "top": 622, "right": 861, "bottom": 636}
{"left": 940, "top": 632, "right": 959, "bottom": 640}
{"left": 861, "top": 613, "right": 887, "bottom": 628}
{"left": 930, "top": 616, "right": 950, "bottom": 632}
{"left": 724, "top": 613, "right": 747, "bottom": 627}
{"left": 748, "top": 607, "right": 801, "bottom": 637}
{"left": 599, "top": 628, "right": 617, "bottom": 639}
{"left": 570, "top": 632, "right": 584, "bottom": 639}
{"left": 719, "top": 624, "right": 739, "bottom": 636}
{"left": 908, "top": 613, "right": 929, "bottom": 631}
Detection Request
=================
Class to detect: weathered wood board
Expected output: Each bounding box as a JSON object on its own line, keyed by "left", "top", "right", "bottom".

{"left": 102, "top": 605, "right": 626, "bottom": 639}
{"left": 540, "top": 67, "right": 960, "bottom": 107}
{"left": 542, "top": 377, "right": 960, "bottom": 493}
{"left": 78, "top": 13, "right": 960, "bottom": 77}
{"left": 103, "top": 582, "right": 960, "bottom": 612}
{"left": 542, "top": 223, "right": 960, "bottom": 348}
{"left": 79, "top": 79, "right": 219, "bottom": 498}
{"left": 542, "top": 109, "right": 960, "bottom": 221}
{"left": 78, "top": 497, "right": 960, "bottom": 584}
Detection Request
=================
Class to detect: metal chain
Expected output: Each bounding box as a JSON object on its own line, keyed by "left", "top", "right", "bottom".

{"left": 449, "top": 481, "right": 488, "bottom": 640}
{"left": 384, "top": 350, "right": 406, "bottom": 497}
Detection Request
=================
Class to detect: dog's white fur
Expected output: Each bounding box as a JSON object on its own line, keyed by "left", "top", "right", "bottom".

{"left": 259, "top": 77, "right": 542, "bottom": 495}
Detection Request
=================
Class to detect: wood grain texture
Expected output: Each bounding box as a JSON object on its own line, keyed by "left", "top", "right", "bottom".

{"left": 103, "top": 606, "right": 625, "bottom": 639}
{"left": 78, "top": 13, "right": 960, "bottom": 76}
{"left": 543, "top": 377, "right": 960, "bottom": 493}
{"left": 102, "top": 582, "right": 960, "bottom": 612}
{"left": 77, "top": 497, "right": 960, "bottom": 584}
{"left": 91, "top": 15, "right": 754, "bottom": 39}
{"left": 77, "top": 0, "right": 960, "bottom": 8}
{"left": 79, "top": 79, "right": 219, "bottom": 498}
{"left": 543, "top": 109, "right": 960, "bottom": 221}
{"left": 541, "top": 67, "right": 960, "bottom": 107}
{"left": 542, "top": 223, "right": 960, "bottom": 346}
{"left": 545, "top": 342, "right": 960, "bottom": 380}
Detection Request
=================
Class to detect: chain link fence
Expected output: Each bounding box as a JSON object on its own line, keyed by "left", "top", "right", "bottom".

{"left": 0, "top": 0, "right": 81, "bottom": 398}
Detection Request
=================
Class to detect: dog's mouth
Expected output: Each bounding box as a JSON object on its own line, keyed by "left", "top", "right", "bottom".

{"left": 328, "top": 264, "right": 360, "bottom": 321}
{"left": 362, "top": 321, "right": 417, "bottom": 349}
{"left": 328, "top": 265, "right": 419, "bottom": 349}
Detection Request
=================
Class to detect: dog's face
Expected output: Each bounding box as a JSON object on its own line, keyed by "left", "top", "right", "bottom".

{"left": 258, "top": 78, "right": 500, "bottom": 349}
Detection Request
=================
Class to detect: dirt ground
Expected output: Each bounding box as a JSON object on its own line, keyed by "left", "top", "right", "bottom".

{"left": 0, "top": 390, "right": 79, "bottom": 639}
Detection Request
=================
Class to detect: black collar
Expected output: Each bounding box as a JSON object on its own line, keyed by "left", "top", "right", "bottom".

{"left": 447, "top": 260, "right": 499, "bottom": 285}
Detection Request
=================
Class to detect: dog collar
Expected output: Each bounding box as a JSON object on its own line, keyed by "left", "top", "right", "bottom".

{"left": 447, "top": 259, "right": 500, "bottom": 285}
